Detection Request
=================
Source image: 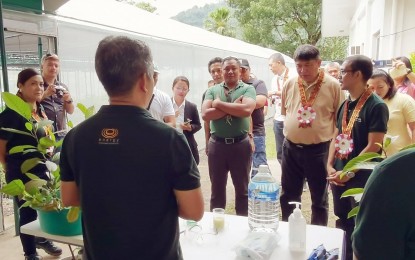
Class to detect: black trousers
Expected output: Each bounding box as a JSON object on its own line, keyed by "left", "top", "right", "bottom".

{"left": 280, "top": 139, "right": 330, "bottom": 226}
{"left": 15, "top": 197, "right": 37, "bottom": 255}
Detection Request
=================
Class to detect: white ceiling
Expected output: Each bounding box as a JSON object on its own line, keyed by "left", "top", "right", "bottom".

{"left": 321, "top": 0, "right": 359, "bottom": 37}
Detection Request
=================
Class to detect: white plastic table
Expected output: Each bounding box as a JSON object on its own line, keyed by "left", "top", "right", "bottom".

{"left": 21, "top": 212, "right": 344, "bottom": 260}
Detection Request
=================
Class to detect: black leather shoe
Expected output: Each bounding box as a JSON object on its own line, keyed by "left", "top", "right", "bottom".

{"left": 24, "top": 253, "right": 42, "bottom": 260}
{"left": 35, "top": 240, "right": 63, "bottom": 256}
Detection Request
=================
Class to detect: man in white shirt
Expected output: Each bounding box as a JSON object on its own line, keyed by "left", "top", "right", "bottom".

{"left": 148, "top": 64, "right": 176, "bottom": 127}
{"left": 268, "top": 53, "right": 294, "bottom": 164}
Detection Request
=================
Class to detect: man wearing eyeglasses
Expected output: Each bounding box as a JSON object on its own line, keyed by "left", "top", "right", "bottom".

{"left": 201, "top": 56, "right": 256, "bottom": 216}
{"left": 327, "top": 55, "right": 388, "bottom": 260}
{"left": 40, "top": 53, "right": 74, "bottom": 143}
{"left": 280, "top": 44, "right": 344, "bottom": 227}
{"left": 239, "top": 58, "right": 268, "bottom": 178}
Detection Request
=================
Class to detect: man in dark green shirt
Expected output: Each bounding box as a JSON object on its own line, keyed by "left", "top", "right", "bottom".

{"left": 201, "top": 56, "right": 256, "bottom": 216}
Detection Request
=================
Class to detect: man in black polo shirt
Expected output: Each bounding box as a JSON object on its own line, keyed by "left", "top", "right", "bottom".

{"left": 60, "top": 36, "right": 204, "bottom": 260}
{"left": 239, "top": 58, "right": 268, "bottom": 177}
{"left": 327, "top": 55, "right": 389, "bottom": 260}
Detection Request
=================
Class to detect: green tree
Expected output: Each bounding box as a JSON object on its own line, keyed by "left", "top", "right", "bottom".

{"left": 409, "top": 52, "right": 415, "bottom": 69}
{"left": 135, "top": 2, "right": 156, "bottom": 13}
{"left": 318, "top": 36, "right": 349, "bottom": 61}
{"left": 227, "top": 0, "right": 321, "bottom": 56}
{"left": 116, "top": 0, "right": 157, "bottom": 13}
{"left": 204, "top": 7, "right": 236, "bottom": 37}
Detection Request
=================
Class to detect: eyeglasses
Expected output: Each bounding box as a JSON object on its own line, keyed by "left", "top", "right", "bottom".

{"left": 340, "top": 69, "right": 355, "bottom": 76}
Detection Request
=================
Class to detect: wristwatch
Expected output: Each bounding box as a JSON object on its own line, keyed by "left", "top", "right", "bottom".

{"left": 345, "top": 171, "right": 355, "bottom": 179}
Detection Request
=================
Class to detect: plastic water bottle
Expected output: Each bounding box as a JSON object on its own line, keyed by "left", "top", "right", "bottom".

{"left": 248, "top": 165, "right": 279, "bottom": 232}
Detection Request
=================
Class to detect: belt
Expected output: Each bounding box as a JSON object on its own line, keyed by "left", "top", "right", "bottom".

{"left": 286, "top": 139, "right": 331, "bottom": 149}
{"left": 211, "top": 134, "right": 248, "bottom": 144}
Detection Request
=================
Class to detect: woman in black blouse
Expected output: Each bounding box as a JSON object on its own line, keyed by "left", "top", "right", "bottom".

{"left": 0, "top": 68, "right": 62, "bottom": 260}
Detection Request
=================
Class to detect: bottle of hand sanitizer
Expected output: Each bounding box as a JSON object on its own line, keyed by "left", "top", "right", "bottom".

{"left": 288, "top": 202, "right": 306, "bottom": 252}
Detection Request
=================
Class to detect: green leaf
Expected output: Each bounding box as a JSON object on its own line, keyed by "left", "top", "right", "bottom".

{"left": 39, "top": 137, "right": 55, "bottom": 147}
{"left": 77, "top": 103, "right": 95, "bottom": 119}
{"left": 0, "top": 179, "right": 25, "bottom": 196}
{"left": 67, "top": 207, "right": 81, "bottom": 222}
{"left": 347, "top": 206, "right": 360, "bottom": 219}
{"left": 21, "top": 201, "right": 32, "bottom": 208}
{"left": 25, "top": 179, "right": 48, "bottom": 194}
{"left": 22, "top": 149, "right": 40, "bottom": 155}
{"left": 1, "top": 92, "right": 31, "bottom": 120}
{"left": 21, "top": 158, "right": 43, "bottom": 173}
{"left": 9, "top": 145, "right": 36, "bottom": 154}
{"left": 25, "top": 122, "right": 33, "bottom": 132}
{"left": 342, "top": 152, "right": 383, "bottom": 173}
{"left": 67, "top": 120, "right": 74, "bottom": 128}
{"left": 55, "top": 138, "right": 64, "bottom": 148}
{"left": 384, "top": 137, "right": 391, "bottom": 149}
{"left": 0, "top": 127, "right": 33, "bottom": 137}
{"left": 25, "top": 172, "right": 41, "bottom": 180}
{"left": 400, "top": 143, "right": 415, "bottom": 151}
{"left": 341, "top": 188, "right": 364, "bottom": 198}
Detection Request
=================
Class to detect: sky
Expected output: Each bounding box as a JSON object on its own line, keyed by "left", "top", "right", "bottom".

{"left": 150, "top": 0, "right": 221, "bottom": 18}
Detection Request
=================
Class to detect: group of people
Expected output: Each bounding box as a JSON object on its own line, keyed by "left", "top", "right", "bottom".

{"left": 1, "top": 35, "right": 415, "bottom": 260}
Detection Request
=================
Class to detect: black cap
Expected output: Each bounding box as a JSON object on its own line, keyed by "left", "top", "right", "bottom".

{"left": 239, "top": 58, "right": 250, "bottom": 69}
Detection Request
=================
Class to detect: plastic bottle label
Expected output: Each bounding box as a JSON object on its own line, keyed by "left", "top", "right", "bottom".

{"left": 248, "top": 189, "right": 278, "bottom": 201}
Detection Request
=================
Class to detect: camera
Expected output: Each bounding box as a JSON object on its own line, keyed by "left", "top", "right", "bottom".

{"left": 55, "top": 85, "right": 65, "bottom": 98}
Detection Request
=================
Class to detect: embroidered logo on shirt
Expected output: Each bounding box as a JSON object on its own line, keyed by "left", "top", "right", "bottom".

{"left": 98, "top": 128, "right": 119, "bottom": 145}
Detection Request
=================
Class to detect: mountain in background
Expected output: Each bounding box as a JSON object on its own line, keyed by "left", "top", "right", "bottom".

{"left": 171, "top": 2, "right": 226, "bottom": 28}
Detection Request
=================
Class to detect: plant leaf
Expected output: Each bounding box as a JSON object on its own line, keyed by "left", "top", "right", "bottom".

{"left": 400, "top": 143, "right": 415, "bottom": 151}
{"left": 341, "top": 188, "right": 364, "bottom": 198}
{"left": 347, "top": 206, "right": 360, "bottom": 219}
{"left": 67, "top": 207, "right": 81, "bottom": 223}
{"left": 0, "top": 179, "right": 25, "bottom": 196}
{"left": 9, "top": 145, "right": 36, "bottom": 154}
{"left": 39, "top": 137, "right": 55, "bottom": 147}
{"left": 25, "top": 172, "right": 41, "bottom": 180}
{"left": 0, "top": 127, "right": 33, "bottom": 137}
{"left": 67, "top": 120, "right": 74, "bottom": 128}
{"left": 25, "top": 122, "right": 33, "bottom": 132}
{"left": 22, "top": 149, "right": 40, "bottom": 155}
{"left": 21, "top": 158, "right": 43, "bottom": 173}
{"left": 25, "top": 179, "right": 48, "bottom": 194}
{"left": 342, "top": 152, "right": 382, "bottom": 173}
{"left": 1, "top": 92, "right": 31, "bottom": 119}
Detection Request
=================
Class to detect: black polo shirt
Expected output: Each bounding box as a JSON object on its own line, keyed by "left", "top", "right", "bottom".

{"left": 246, "top": 78, "right": 268, "bottom": 136}
{"left": 334, "top": 93, "right": 388, "bottom": 186}
{"left": 60, "top": 105, "right": 200, "bottom": 260}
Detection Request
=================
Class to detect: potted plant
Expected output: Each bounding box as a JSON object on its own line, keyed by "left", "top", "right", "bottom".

{"left": 0, "top": 92, "right": 93, "bottom": 236}
{"left": 340, "top": 137, "right": 415, "bottom": 218}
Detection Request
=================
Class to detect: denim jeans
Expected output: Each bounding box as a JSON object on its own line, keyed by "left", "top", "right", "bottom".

{"left": 273, "top": 120, "right": 284, "bottom": 164}
{"left": 251, "top": 135, "right": 267, "bottom": 177}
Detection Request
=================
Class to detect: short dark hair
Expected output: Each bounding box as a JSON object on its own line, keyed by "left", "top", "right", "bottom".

{"left": 208, "top": 57, "right": 223, "bottom": 73}
{"left": 345, "top": 55, "right": 373, "bottom": 82}
{"left": 95, "top": 36, "right": 153, "bottom": 97}
{"left": 17, "top": 68, "right": 40, "bottom": 87}
{"left": 370, "top": 69, "right": 397, "bottom": 99}
{"left": 293, "top": 44, "right": 320, "bottom": 61}
{"left": 222, "top": 56, "right": 241, "bottom": 67}
{"left": 172, "top": 76, "right": 190, "bottom": 89}
{"left": 269, "top": 53, "right": 285, "bottom": 65}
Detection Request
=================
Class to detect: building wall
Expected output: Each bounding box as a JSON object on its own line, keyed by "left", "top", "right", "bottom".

{"left": 348, "top": 0, "right": 415, "bottom": 60}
